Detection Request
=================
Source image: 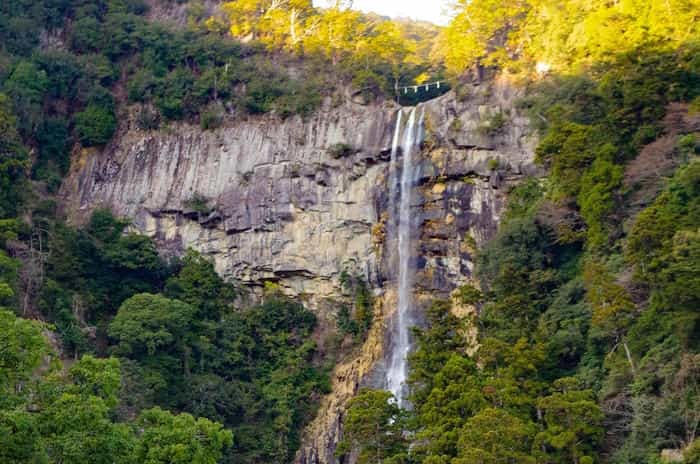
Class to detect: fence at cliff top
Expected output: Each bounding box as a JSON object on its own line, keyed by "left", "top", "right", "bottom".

{"left": 386, "top": 106, "right": 424, "bottom": 408}
{"left": 395, "top": 80, "right": 449, "bottom": 106}
{"left": 398, "top": 81, "right": 443, "bottom": 94}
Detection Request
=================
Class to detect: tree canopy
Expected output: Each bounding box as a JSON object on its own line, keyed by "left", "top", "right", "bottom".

{"left": 439, "top": 0, "right": 700, "bottom": 75}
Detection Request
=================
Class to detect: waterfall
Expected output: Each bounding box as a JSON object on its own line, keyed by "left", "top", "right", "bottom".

{"left": 386, "top": 106, "right": 422, "bottom": 407}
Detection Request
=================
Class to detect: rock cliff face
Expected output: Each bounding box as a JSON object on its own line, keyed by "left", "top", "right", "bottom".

{"left": 412, "top": 77, "right": 539, "bottom": 297}
{"left": 61, "top": 73, "right": 538, "bottom": 463}
{"left": 63, "top": 98, "right": 397, "bottom": 309}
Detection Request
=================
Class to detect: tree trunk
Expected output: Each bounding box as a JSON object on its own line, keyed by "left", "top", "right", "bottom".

{"left": 622, "top": 342, "right": 636, "bottom": 375}
{"left": 182, "top": 345, "right": 191, "bottom": 377}
{"left": 290, "top": 9, "right": 298, "bottom": 45}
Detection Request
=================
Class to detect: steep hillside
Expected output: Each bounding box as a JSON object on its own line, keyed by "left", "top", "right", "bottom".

{"left": 334, "top": 2, "right": 700, "bottom": 463}
{"left": 1, "top": 0, "right": 700, "bottom": 463}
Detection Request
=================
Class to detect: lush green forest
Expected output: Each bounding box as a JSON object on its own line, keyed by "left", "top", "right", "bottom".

{"left": 339, "top": 0, "right": 700, "bottom": 463}
{"left": 1, "top": 0, "right": 700, "bottom": 463}
{"left": 0, "top": 3, "right": 337, "bottom": 461}
{"left": 1, "top": 206, "right": 333, "bottom": 462}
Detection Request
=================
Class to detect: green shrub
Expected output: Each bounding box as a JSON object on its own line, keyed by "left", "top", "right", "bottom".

{"left": 74, "top": 104, "right": 117, "bottom": 146}
{"left": 200, "top": 102, "right": 224, "bottom": 130}
{"left": 135, "top": 106, "right": 160, "bottom": 130}
{"left": 578, "top": 158, "right": 624, "bottom": 248}
{"left": 183, "top": 192, "right": 212, "bottom": 215}
{"left": 686, "top": 439, "right": 700, "bottom": 464}
{"left": 0, "top": 93, "right": 29, "bottom": 218}
{"left": 34, "top": 51, "right": 85, "bottom": 101}
{"left": 154, "top": 68, "right": 195, "bottom": 120}
{"left": 351, "top": 69, "right": 384, "bottom": 100}
{"left": 244, "top": 79, "right": 281, "bottom": 114}
{"left": 3, "top": 60, "right": 49, "bottom": 136}
{"left": 328, "top": 143, "right": 355, "bottom": 159}
{"left": 128, "top": 69, "right": 157, "bottom": 103}
{"left": 275, "top": 80, "right": 322, "bottom": 118}
{"left": 71, "top": 16, "right": 103, "bottom": 52}
{"left": 677, "top": 134, "right": 699, "bottom": 162}
{"left": 690, "top": 96, "right": 700, "bottom": 115}
{"left": 501, "top": 178, "right": 544, "bottom": 224}
{"left": 631, "top": 124, "right": 661, "bottom": 148}
{"left": 86, "top": 85, "right": 115, "bottom": 111}
{"left": 337, "top": 270, "right": 374, "bottom": 341}
{"left": 0, "top": 16, "right": 41, "bottom": 56}
{"left": 478, "top": 111, "right": 507, "bottom": 136}
{"left": 242, "top": 72, "right": 321, "bottom": 117}
{"left": 456, "top": 284, "right": 483, "bottom": 305}
{"left": 35, "top": 116, "right": 71, "bottom": 175}
{"left": 111, "top": 0, "right": 150, "bottom": 15}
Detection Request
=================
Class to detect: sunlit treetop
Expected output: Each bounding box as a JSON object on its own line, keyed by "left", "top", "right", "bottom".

{"left": 439, "top": 0, "right": 700, "bottom": 75}
{"left": 220, "top": 0, "right": 443, "bottom": 85}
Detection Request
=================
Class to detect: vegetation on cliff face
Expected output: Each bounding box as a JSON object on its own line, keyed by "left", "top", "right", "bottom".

{"left": 0, "top": 0, "right": 446, "bottom": 192}
{"left": 344, "top": 159, "right": 699, "bottom": 463}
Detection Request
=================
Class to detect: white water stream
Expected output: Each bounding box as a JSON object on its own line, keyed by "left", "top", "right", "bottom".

{"left": 386, "top": 106, "right": 423, "bottom": 407}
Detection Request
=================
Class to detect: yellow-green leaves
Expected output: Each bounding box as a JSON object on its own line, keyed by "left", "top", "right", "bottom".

{"left": 442, "top": 0, "right": 700, "bottom": 74}
{"left": 108, "top": 293, "right": 196, "bottom": 357}
{"left": 440, "top": 0, "right": 529, "bottom": 74}
{"left": 134, "top": 407, "right": 233, "bottom": 464}
{"left": 0, "top": 309, "right": 48, "bottom": 395}
{"left": 583, "top": 260, "right": 635, "bottom": 344}
{"left": 223, "top": 0, "right": 314, "bottom": 51}
{"left": 221, "top": 1, "right": 444, "bottom": 101}
{"left": 454, "top": 408, "right": 537, "bottom": 464}
{"left": 533, "top": 379, "right": 602, "bottom": 463}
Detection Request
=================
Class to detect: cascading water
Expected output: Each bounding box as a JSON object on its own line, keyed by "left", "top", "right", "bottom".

{"left": 386, "top": 106, "right": 423, "bottom": 407}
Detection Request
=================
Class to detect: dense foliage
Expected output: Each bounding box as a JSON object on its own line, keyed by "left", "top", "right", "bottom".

{"left": 0, "top": 0, "right": 449, "bottom": 193}
{"left": 0, "top": 0, "right": 329, "bottom": 186}
{"left": 113, "top": 273, "right": 330, "bottom": 463}
{"left": 2, "top": 206, "right": 331, "bottom": 463}
{"left": 0, "top": 310, "right": 233, "bottom": 463}
{"left": 336, "top": 389, "right": 409, "bottom": 464}
{"left": 220, "top": 0, "right": 449, "bottom": 104}
{"left": 336, "top": 268, "right": 374, "bottom": 342}
{"left": 344, "top": 157, "right": 699, "bottom": 463}
{"left": 0, "top": 92, "right": 28, "bottom": 216}
{"left": 440, "top": 0, "right": 700, "bottom": 75}
{"left": 339, "top": 1, "right": 700, "bottom": 463}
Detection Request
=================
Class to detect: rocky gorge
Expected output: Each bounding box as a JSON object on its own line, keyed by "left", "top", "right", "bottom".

{"left": 60, "top": 73, "right": 539, "bottom": 463}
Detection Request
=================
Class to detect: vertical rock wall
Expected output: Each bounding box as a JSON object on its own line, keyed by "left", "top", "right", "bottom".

{"left": 62, "top": 98, "right": 398, "bottom": 310}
